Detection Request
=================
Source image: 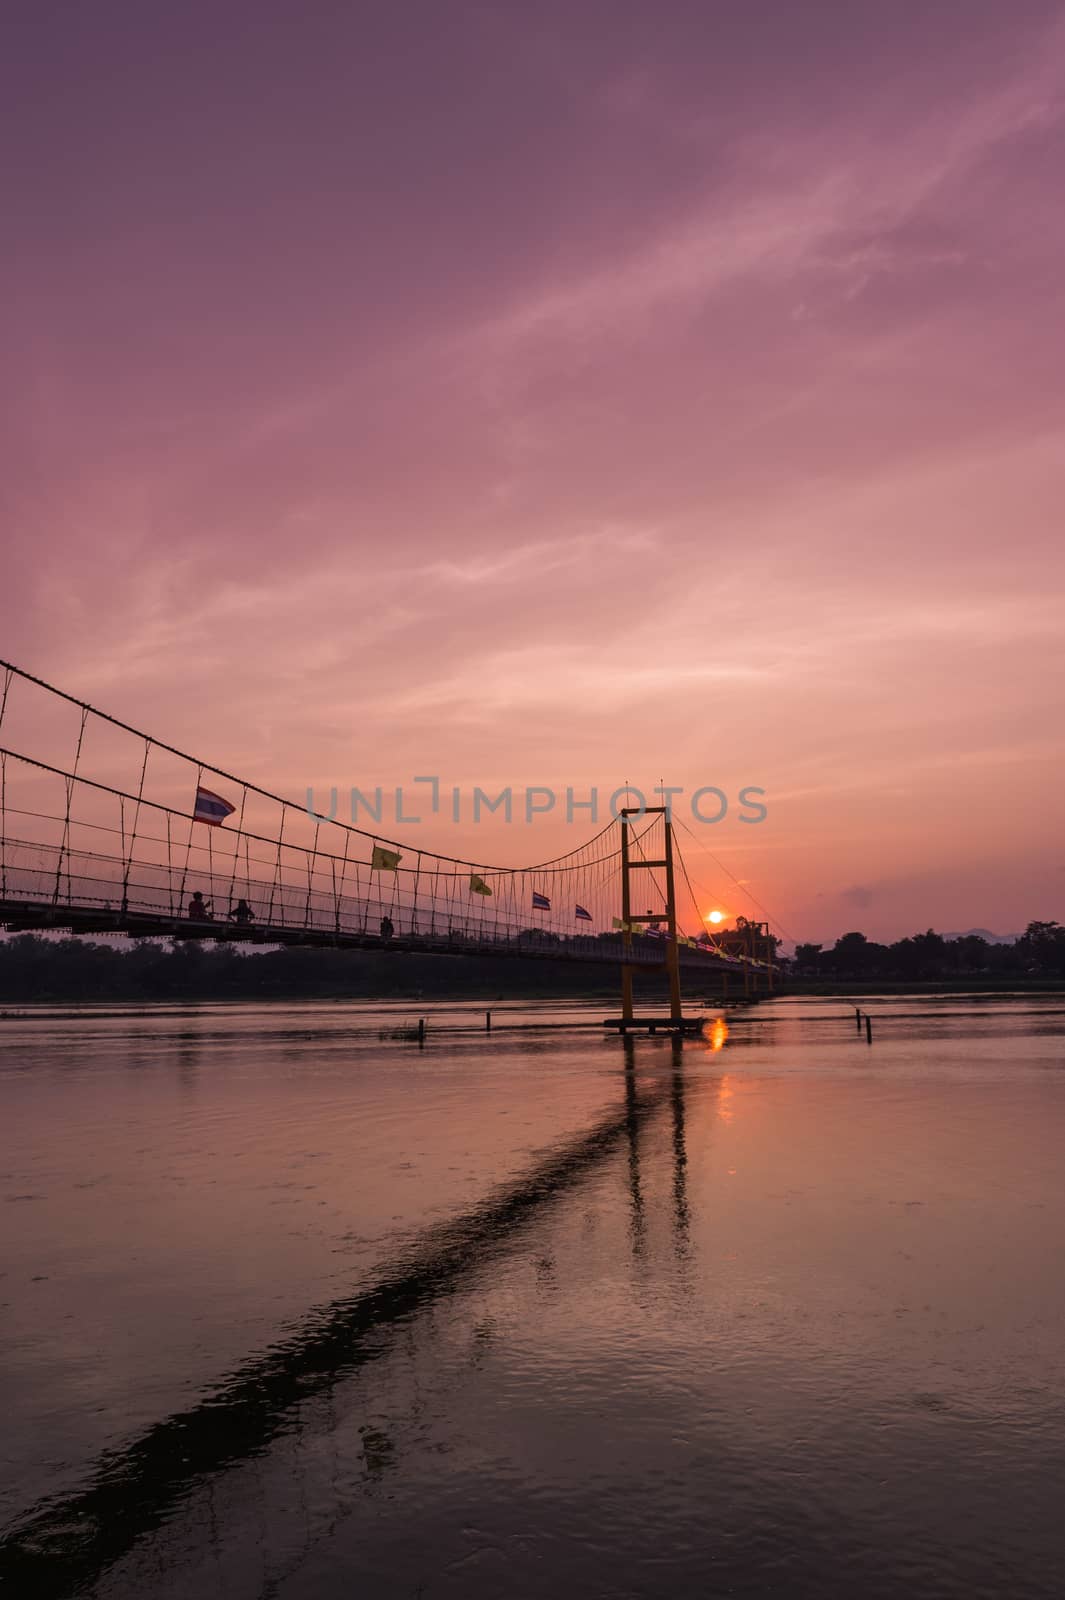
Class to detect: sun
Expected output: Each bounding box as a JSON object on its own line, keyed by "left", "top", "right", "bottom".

{"left": 705, "top": 910, "right": 725, "bottom": 925}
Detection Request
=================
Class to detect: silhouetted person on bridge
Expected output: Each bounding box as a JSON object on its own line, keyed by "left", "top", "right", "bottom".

{"left": 188, "top": 891, "right": 212, "bottom": 921}
{"left": 228, "top": 899, "right": 254, "bottom": 924}
{"left": 380, "top": 915, "right": 394, "bottom": 941}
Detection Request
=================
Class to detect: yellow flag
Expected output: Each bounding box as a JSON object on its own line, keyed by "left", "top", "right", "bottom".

{"left": 469, "top": 873, "right": 492, "bottom": 896}
{"left": 371, "top": 844, "right": 402, "bottom": 871}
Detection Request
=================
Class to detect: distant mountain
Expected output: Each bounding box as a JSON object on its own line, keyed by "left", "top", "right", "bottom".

{"left": 941, "top": 928, "right": 1020, "bottom": 945}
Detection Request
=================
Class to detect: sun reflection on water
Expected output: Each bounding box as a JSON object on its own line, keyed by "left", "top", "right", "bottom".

{"left": 702, "top": 1016, "right": 729, "bottom": 1053}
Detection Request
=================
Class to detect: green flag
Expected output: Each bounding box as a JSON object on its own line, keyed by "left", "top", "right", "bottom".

{"left": 469, "top": 873, "right": 492, "bottom": 896}
{"left": 371, "top": 844, "right": 402, "bottom": 871}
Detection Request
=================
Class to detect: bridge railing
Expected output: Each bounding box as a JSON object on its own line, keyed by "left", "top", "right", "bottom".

{"left": 0, "top": 662, "right": 764, "bottom": 975}
{"left": 0, "top": 827, "right": 727, "bottom": 971}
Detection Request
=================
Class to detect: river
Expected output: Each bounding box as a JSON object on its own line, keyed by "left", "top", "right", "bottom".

{"left": 2, "top": 994, "right": 1064, "bottom": 1597}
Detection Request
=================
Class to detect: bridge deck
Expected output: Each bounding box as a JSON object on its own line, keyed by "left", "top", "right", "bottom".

{"left": 0, "top": 659, "right": 778, "bottom": 990}
{"left": 0, "top": 897, "right": 743, "bottom": 974}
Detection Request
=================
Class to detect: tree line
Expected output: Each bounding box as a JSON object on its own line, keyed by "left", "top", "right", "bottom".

{"left": 792, "top": 922, "right": 1065, "bottom": 981}
{"left": 0, "top": 935, "right": 628, "bottom": 1002}
{"left": 2, "top": 924, "right": 1062, "bottom": 1003}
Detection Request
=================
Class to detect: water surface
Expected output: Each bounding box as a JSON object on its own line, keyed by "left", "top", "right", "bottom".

{"left": 2, "top": 994, "right": 1064, "bottom": 1597}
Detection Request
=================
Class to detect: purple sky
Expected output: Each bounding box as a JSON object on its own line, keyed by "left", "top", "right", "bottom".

{"left": 3, "top": 1, "right": 1065, "bottom": 940}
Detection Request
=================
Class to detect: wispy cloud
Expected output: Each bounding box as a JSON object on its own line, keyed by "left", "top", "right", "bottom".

{"left": 462, "top": 17, "right": 1065, "bottom": 356}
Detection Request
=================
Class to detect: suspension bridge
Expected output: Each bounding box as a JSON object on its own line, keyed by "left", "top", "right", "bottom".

{"left": 0, "top": 660, "right": 777, "bottom": 1017}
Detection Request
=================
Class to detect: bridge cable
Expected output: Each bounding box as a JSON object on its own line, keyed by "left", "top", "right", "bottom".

{"left": 0, "top": 653, "right": 633, "bottom": 877}
{"left": 0, "top": 669, "right": 9, "bottom": 902}
{"left": 53, "top": 706, "right": 88, "bottom": 907}
{"left": 673, "top": 813, "right": 795, "bottom": 944}
{"left": 176, "top": 764, "right": 203, "bottom": 918}
{"left": 224, "top": 785, "right": 249, "bottom": 916}
{"left": 120, "top": 738, "right": 150, "bottom": 915}
{"left": 268, "top": 803, "right": 286, "bottom": 926}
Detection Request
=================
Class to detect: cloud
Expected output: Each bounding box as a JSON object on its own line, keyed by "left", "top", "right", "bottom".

{"left": 459, "top": 17, "right": 1065, "bottom": 357}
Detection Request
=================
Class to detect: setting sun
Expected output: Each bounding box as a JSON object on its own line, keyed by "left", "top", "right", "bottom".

{"left": 706, "top": 910, "right": 725, "bottom": 925}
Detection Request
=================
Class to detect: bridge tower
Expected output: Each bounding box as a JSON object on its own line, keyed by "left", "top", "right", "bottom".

{"left": 619, "top": 806, "right": 683, "bottom": 1028}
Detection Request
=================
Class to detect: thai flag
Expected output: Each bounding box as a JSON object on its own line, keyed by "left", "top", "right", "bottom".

{"left": 575, "top": 904, "right": 592, "bottom": 921}
{"left": 532, "top": 890, "right": 550, "bottom": 910}
{"left": 193, "top": 785, "right": 236, "bottom": 826}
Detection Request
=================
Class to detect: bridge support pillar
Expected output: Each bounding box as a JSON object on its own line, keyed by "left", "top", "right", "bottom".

{"left": 619, "top": 806, "right": 683, "bottom": 1028}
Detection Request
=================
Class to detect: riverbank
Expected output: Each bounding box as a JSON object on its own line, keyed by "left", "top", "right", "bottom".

{"left": 785, "top": 977, "right": 1065, "bottom": 996}
{"left": 0, "top": 936, "right": 646, "bottom": 1004}
{"left": 7, "top": 936, "right": 1065, "bottom": 1006}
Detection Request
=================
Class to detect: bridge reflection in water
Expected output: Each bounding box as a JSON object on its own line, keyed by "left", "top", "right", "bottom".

{"left": 0, "top": 1038, "right": 712, "bottom": 1599}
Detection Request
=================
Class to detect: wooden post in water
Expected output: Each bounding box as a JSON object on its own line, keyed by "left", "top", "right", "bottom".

{"left": 855, "top": 1007, "right": 862, "bottom": 1032}
{"left": 485, "top": 1009, "right": 491, "bottom": 1033}
{"left": 865, "top": 1014, "right": 872, "bottom": 1044}
{"left": 418, "top": 1017, "right": 426, "bottom": 1047}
